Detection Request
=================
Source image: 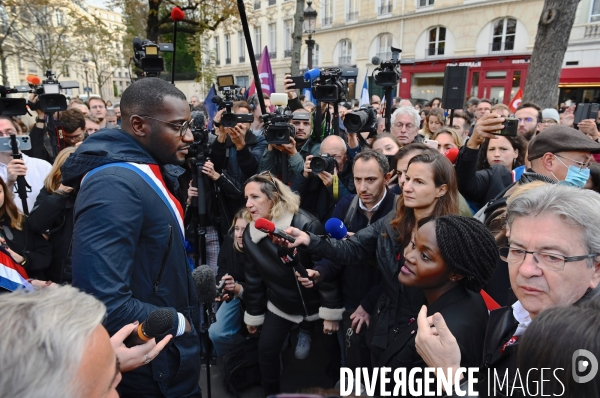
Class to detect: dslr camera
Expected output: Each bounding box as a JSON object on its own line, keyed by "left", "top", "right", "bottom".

{"left": 212, "top": 75, "right": 254, "bottom": 128}
{"left": 310, "top": 153, "right": 337, "bottom": 175}
{"left": 306, "top": 68, "right": 348, "bottom": 103}
{"left": 132, "top": 37, "right": 173, "bottom": 77}
{"left": 343, "top": 104, "right": 378, "bottom": 135}
{"left": 27, "top": 70, "right": 79, "bottom": 113}
{"left": 263, "top": 93, "right": 295, "bottom": 145}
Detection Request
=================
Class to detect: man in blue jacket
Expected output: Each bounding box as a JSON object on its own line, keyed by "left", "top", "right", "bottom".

{"left": 62, "top": 78, "right": 202, "bottom": 398}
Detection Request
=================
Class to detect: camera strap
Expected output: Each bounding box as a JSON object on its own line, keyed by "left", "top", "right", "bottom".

{"left": 333, "top": 174, "right": 339, "bottom": 201}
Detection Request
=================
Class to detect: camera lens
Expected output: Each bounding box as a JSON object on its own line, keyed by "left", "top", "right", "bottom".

{"left": 310, "top": 157, "right": 327, "bottom": 174}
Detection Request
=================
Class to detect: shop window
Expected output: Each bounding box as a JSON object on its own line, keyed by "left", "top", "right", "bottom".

{"left": 491, "top": 18, "right": 516, "bottom": 53}
{"left": 427, "top": 26, "right": 445, "bottom": 57}
{"left": 411, "top": 72, "right": 444, "bottom": 101}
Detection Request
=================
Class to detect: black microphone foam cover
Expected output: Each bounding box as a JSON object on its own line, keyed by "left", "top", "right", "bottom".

{"left": 191, "top": 110, "right": 206, "bottom": 127}
{"left": 371, "top": 56, "right": 381, "bottom": 66}
{"left": 142, "top": 308, "right": 175, "bottom": 338}
{"left": 133, "top": 37, "right": 142, "bottom": 51}
{"left": 0, "top": 85, "right": 7, "bottom": 98}
{"left": 192, "top": 265, "right": 218, "bottom": 304}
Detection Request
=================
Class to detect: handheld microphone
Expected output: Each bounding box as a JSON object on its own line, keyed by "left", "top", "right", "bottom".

{"left": 255, "top": 218, "right": 296, "bottom": 243}
{"left": 124, "top": 308, "right": 175, "bottom": 347}
{"left": 277, "top": 246, "right": 309, "bottom": 279}
{"left": 192, "top": 265, "right": 218, "bottom": 326}
{"left": 26, "top": 75, "right": 41, "bottom": 86}
{"left": 444, "top": 147, "right": 459, "bottom": 164}
{"left": 324, "top": 218, "right": 348, "bottom": 240}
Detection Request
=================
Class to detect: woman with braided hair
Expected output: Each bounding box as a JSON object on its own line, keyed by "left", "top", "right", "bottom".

{"left": 379, "top": 215, "right": 498, "bottom": 395}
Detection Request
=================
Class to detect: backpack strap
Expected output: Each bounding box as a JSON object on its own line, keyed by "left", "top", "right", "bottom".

{"left": 343, "top": 195, "right": 360, "bottom": 231}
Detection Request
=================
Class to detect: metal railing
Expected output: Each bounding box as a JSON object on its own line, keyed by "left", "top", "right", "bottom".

{"left": 284, "top": 50, "right": 292, "bottom": 58}
{"left": 378, "top": 3, "right": 392, "bottom": 15}
{"left": 425, "top": 47, "right": 445, "bottom": 58}
{"left": 225, "top": 58, "right": 231, "bottom": 64}
{"left": 322, "top": 16, "right": 332, "bottom": 26}
{"left": 215, "top": 59, "right": 220, "bottom": 65}
{"left": 268, "top": 0, "right": 276, "bottom": 5}
{"left": 339, "top": 56, "right": 352, "bottom": 65}
{"left": 239, "top": 56, "right": 245, "bottom": 63}
{"left": 254, "top": 53, "right": 262, "bottom": 59}
{"left": 585, "top": 24, "right": 600, "bottom": 39}
{"left": 346, "top": 11, "right": 358, "bottom": 21}
{"left": 253, "top": 1, "right": 261, "bottom": 9}
{"left": 269, "top": 51, "right": 277, "bottom": 59}
{"left": 489, "top": 41, "right": 514, "bottom": 54}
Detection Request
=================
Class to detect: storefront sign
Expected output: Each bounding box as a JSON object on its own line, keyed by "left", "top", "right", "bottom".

{"left": 447, "top": 61, "right": 481, "bottom": 67}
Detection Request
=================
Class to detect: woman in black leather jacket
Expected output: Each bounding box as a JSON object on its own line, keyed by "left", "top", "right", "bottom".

{"left": 28, "top": 147, "right": 76, "bottom": 283}
{"left": 242, "top": 171, "right": 344, "bottom": 396}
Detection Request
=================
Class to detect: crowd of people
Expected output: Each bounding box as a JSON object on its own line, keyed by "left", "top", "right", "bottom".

{"left": 0, "top": 73, "right": 599, "bottom": 398}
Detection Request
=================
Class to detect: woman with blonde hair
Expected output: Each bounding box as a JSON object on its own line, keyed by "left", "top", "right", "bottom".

{"left": 431, "top": 127, "right": 463, "bottom": 154}
{"left": 28, "top": 146, "right": 77, "bottom": 283}
{"left": 419, "top": 107, "right": 445, "bottom": 140}
{"left": 242, "top": 171, "right": 343, "bottom": 395}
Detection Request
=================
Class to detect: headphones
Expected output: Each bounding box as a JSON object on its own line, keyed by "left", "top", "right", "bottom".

{"left": 248, "top": 94, "right": 259, "bottom": 111}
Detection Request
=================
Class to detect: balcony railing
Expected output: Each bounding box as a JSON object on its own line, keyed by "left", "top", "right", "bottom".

{"left": 425, "top": 47, "right": 445, "bottom": 58}
{"left": 216, "top": 59, "right": 221, "bottom": 65}
{"left": 268, "top": 0, "right": 276, "bottom": 5}
{"left": 339, "top": 56, "right": 352, "bottom": 65}
{"left": 269, "top": 51, "right": 276, "bottom": 59}
{"left": 585, "top": 24, "right": 600, "bottom": 39}
{"left": 253, "top": 1, "right": 260, "bottom": 9}
{"left": 378, "top": 3, "right": 392, "bottom": 15}
{"left": 322, "top": 16, "right": 332, "bottom": 26}
{"left": 376, "top": 51, "right": 392, "bottom": 61}
{"left": 239, "top": 55, "right": 245, "bottom": 63}
{"left": 225, "top": 58, "right": 231, "bottom": 64}
{"left": 284, "top": 49, "right": 292, "bottom": 58}
{"left": 346, "top": 11, "right": 358, "bottom": 21}
{"left": 255, "top": 53, "right": 262, "bottom": 59}
{"left": 489, "top": 40, "right": 514, "bottom": 54}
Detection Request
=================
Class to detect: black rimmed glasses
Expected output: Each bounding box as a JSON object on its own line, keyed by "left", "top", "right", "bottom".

{"left": 499, "top": 246, "right": 599, "bottom": 272}
{"left": 139, "top": 115, "right": 195, "bottom": 137}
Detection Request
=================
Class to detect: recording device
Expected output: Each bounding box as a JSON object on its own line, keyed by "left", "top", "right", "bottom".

{"left": 276, "top": 246, "right": 309, "bottom": 279}
{"left": 212, "top": 75, "right": 254, "bottom": 128}
{"left": 255, "top": 218, "right": 297, "bottom": 243}
{"left": 26, "top": 71, "right": 79, "bottom": 113}
{"left": 263, "top": 92, "right": 295, "bottom": 145}
{"left": 492, "top": 117, "right": 518, "bottom": 137}
{"left": 305, "top": 68, "right": 348, "bottom": 103}
{"left": 424, "top": 139, "right": 438, "bottom": 150}
{"left": 324, "top": 218, "right": 348, "bottom": 240}
{"left": 343, "top": 104, "right": 378, "bottom": 135}
{"left": 574, "top": 103, "right": 600, "bottom": 125}
{"left": 124, "top": 308, "right": 175, "bottom": 347}
{"left": 372, "top": 47, "right": 403, "bottom": 88}
{"left": 192, "top": 265, "right": 219, "bottom": 326}
{"left": 310, "top": 154, "right": 337, "bottom": 175}
{"left": 0, "top": 136, "right": 32, "bottom": 152}
{"left": 132, "top": 37, "right": 174, "bottom": 77}
{"left": 289, "top": 75, "right": 311, "bottom": 90}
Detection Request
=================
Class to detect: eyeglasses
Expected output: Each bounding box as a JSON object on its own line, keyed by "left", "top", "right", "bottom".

{"left": 63, "top": 133, "right": 83, "bottom": 143}
{"left": 139, "top": 115, "right": 194, "bottom": 137}
{"left": 555, "top": 154, "right": 591, "bottom": 171}
{"left": 248, "top": 170, "right": 279, "bottom": 193}
{"left": 517, "top": 117, "right": 536, "bottom": 124}
{"left": 90, "top": 105, "right": 106, "bottom": 110}
{"left": 499, "top": 246, "right": 599, "bottom": 272}
{"left": 392, "top": 122, "right": 415, "bottom": 130}
{"left": 542, "top": 119, "right": 558, "bottom": 125}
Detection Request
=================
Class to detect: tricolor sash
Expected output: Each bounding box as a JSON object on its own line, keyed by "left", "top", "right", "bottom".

{"left": 0, "top": 248, "right": 33, "bottom": 292}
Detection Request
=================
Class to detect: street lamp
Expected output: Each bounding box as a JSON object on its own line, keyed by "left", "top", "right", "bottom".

{"left": 303, "top": 1, "right": 317, "bottom": 70}
{"left": 82, "top": 58, "right": 90, "bottom": 96}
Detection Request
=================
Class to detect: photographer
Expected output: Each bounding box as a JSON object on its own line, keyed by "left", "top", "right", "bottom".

{"left": 211, "top": 101, "right": 267, "bottom": 185}
{"left": 291, "top": 135, "right": 355, "bottom": 223}
{"left": 258, "top": 108, "right": 321, "bottom": 182}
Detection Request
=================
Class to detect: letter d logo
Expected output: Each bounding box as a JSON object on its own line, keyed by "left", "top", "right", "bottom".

{"left": 572, "top": 349, "right": 598, "bottom": 383}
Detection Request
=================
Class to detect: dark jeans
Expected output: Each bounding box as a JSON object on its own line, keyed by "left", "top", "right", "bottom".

{"left": 259, "top": 310, "right": 295, "bottom": 394}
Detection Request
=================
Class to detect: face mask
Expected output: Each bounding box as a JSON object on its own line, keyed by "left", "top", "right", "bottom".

{"left": 553, "top": 157, "right": 590, "bottom": 188}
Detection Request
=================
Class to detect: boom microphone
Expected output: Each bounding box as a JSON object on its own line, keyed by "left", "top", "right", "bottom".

{"left": 255, "top": 218, "right": 296, "bottom": 243}
{"left": 324, "top": 218, "right": 348, "bottom": 240}
{"left": 132, "top": 37, "right": 143, "bottom": 52}
{"left": 124, "top": 308, "right": 175, "bottom": 347}
{"left": 192, "top": 265, "right": 218, "bottom": 325}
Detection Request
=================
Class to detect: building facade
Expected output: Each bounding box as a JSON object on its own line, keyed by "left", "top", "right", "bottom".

{"left": 209, "top": 0, "right": 600, "bottom": 105}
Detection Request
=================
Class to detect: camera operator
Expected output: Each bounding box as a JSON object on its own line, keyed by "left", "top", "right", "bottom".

{"left": 248, "top": 94, "right": 272, "bottom": 137}
{"left": 211, "top": 101, "right": 267, "bottom": 185}
{"left": 292, "top": 135, "right": 356, "bottom": 223}
{"left": 258, "top": 108, "right": 321, "bottom": 182}
{"left": 0, "top": 116, "right": 52, "bottom": 212}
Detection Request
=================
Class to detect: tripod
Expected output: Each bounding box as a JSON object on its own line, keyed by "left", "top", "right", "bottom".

{"left": 9, "top": 135, "right": 31, "bottom": 215}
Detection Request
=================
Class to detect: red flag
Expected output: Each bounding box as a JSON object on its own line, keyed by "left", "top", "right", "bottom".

{"left": 508, "top": 88, "right": 523, "bottom": 113}
{"left": 247, "top": 46, "right": 276, "bottom": 99}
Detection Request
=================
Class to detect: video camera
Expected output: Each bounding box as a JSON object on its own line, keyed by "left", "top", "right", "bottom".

{"left": 310, "top": 154, "right": 337, "bottom": 175}
{"left": 212, "top": 75, "right": 254, "bottom": 128}
{"left": 132, "top": 37, "right": 174, "bottom": 77}
{"left": 343, "top": 104, "right": 378, "bottom": 135}
{"left": 372, "top": 47, "right": 403, "bottom": 88}
{"left": 26, "top": 70, "right": 79, "bottom": 113}
{"left": 305, "top": 68, "right": 348, "bottom": 103}
{"left": 262, "top": 93, "right": 295, "bottom": 145}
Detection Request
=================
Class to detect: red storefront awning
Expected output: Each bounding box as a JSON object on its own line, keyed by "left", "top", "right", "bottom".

{"left": 559, "top": 67, "right": 600, "bottom": 87}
